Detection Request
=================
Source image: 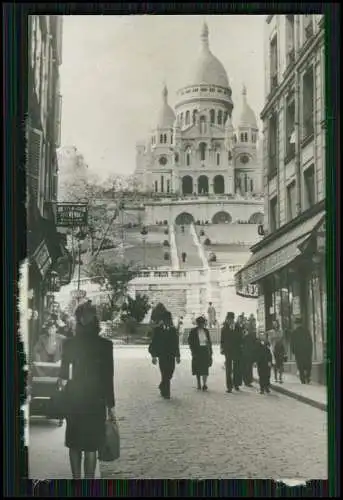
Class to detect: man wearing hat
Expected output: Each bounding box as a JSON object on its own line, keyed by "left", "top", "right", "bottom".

{"left": 220, "top": 312, "right": 243, "bottom": 392}
{"left": 290, "top": 317, "right": 313, "bottom": 384}
{"left": 148, "top": 310, "right": 181, "bottom": 399}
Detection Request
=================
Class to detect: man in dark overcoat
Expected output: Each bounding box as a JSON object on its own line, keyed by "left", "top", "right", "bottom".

{"left": 220, "top": 312, "right": 243, "bottom": 392}
{"left": 148, "top": 311, "right": 180, "bottom": 399}
{"left": 291, "top": 317, "right": 313, "bottom": 384}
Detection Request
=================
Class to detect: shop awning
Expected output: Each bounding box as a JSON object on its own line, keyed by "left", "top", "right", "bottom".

{"left": 236, "top": 210, "right": 325, "bottom": 287}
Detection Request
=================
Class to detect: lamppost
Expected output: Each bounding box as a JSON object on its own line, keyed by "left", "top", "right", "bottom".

{"left": 140, "top": 226, "right": 148, "bottom": 268}
{"left": 75, "top": 226, "right": 88, "bottom": 291}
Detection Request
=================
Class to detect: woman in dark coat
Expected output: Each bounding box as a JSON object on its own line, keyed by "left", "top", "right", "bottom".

{"left": 188, "top": 316, "right": 213, "bottom": 391}
{"left": 59, "top": 301, "right": 115, "bottom": 479}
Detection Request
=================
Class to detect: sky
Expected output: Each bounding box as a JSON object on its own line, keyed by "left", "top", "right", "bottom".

{"left": 60, "top": 15, "right": 265, "bottom": 180}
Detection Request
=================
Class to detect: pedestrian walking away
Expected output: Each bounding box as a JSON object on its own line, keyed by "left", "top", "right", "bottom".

{"left": 290, "top": 317, "right": 313, "bottom": 384}
{"left": 241, "top": 318, "right": 257, "bottom": 388}
{"left": 59, "top": 301, "right": 116, "bottom": 479}
{"left": 268, "top": 319, "right": 286, "bottom": 383}
{"left": 207, "top": 302, "right": 217, "bottom": 328}
{"left": 255, "top": 335, "right": 273, "bottom": 394}
{"left": 220, "top": 312, "right": 243, "bottom": 392}
{"left": 148, "top": 309, "right": 181, "bottom": 399}
{"left": 188, "top": 316, "right": 213, "bottom": 391}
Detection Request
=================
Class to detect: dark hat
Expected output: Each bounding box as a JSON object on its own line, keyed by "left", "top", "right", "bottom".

{"left": 226, "top": 312, "right": 235, "bottom": 319}
{"left": 75, "top": 300, "right": 97, "bottom": 323}
{"left": 196, "top": 315, "right": 206, "bottom": 325}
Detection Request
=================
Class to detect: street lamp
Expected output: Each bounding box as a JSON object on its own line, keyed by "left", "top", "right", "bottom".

{"left": 140, "top": 226, "right": 148, "bottom": 268}
{"left": 75, "top": 227, "right": 88, "bottom": 291}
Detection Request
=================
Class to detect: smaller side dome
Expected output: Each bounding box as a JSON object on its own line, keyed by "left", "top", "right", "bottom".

{"left": 239, "top": 85, "right": 258, "bottom": 129}
{"left": 156, "top": 85, "right": 176, "bottom": 128}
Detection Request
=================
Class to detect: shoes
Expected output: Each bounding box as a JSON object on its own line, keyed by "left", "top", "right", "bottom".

{"left": 246, "top": 384, "right": 254, "bottom": 388}
{"left": 202, "top": 385, "right": 208, "bottom": 391}
{"left": 279, "top": 379, "right": 283, "bottom": 384}
{"left": 234, "top": 386, "right": 240, "bottom": 391}
{"left": 226, "top": 389, "right": 232, "bottom": 393}
{"left": 260, "top": 390, "right": 265, "bottom": 395}
{"left": 265, "top": 388, "right": 271, "bottom": 393}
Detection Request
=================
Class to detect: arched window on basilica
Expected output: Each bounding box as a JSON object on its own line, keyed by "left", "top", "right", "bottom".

{"left": 185, "top": 110, "right": 190, "bottom": 126}
{"left": 223, "top": 111, "right": 228, "bottom": 124}
{"left": 199, "top": 142, "right": 207, "bottom": 162}
{"left": 228, "top": 150, "right": 232, "bottom": 161}
{"left": 171, "top": 134, "right": 173, "bottom": 144}
{"left": 193, "top": 109, "right": 198, "bottom": 125}
{"left": 240, "top": 133, "right": 244, "bottom": 142}
{"left": 218, "top": 110, "right": 223, "bottom": 125}
{"left": 216, "top": 151, "right": 221, "bottom": 166}
{"left": 210, "top": 109, "right": 215, "bottom": 124}
{"left": 180, "top": 113, "right": 184, "bottom": 127}
{"left": 154, "top": 180, "right": 158, "bottom": 192}
{"left": 200, "top": 116, "right": 206, "bottom": 134}
{"left": 250, "top": 178, "right": 254, "bottom": 192}
{"left": 160, "top": 134, "right": 163, "bottom": 143}
{"left": 163, "top": 134, "right": 167, "bottom": 144}
{"left": 186, "top": 147, "right": 191, "bottom": 166}
{"left": 244, "top": 132, "right": 248, "bottom": 142}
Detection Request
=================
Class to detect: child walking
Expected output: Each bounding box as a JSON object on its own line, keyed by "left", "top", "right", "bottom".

{"left": 255, "top": 335, "right": 273, "bottom": 394}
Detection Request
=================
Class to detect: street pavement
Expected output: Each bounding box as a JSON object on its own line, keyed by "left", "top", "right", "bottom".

{"left": 29, "top": 346, "right": 327, "bottom": 480}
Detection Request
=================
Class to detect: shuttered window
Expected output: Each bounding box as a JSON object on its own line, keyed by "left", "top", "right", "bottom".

{"left": 55, "top": 93, "right": 62, "bottom": 147}
{"left": 27, "top": 127, "right": 43, "bottom": 199}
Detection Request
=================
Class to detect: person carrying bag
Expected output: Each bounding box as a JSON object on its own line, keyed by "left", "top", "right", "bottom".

{"left": 98, "top": 408, "right": 120, "bottom": 462}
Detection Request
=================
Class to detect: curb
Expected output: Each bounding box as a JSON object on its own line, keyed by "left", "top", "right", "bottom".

{"left": 253, "top": 378, "right": 327, "bottom": 412}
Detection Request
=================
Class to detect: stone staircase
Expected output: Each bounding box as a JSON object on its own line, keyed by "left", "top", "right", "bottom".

{"left": 174, "top": 224, "right": 203, "bottom": 269}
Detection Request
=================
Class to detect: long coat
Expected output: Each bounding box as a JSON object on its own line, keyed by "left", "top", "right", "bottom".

{"left": 59, "top": 334, "right": 115, "bottom": 451}
{"left": 188, "top": 327, "right": 213, "bottom": 376}
{"left": 148, "top": 325, "right": 180, "bottom": 359}
{"left": 220, "top": 324, "right": 243, "bottom": 360}
{"left": 291, "top": 326, "right": 313, "bottom": 362}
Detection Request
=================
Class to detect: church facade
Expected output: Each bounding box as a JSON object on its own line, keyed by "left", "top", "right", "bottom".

{"left": 134, "top": 22, "right": 264, "bottom": 223}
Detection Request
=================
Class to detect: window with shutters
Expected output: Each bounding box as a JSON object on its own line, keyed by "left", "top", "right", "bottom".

{"left": 304, "top": 165, "right": 315, "bottom": 210}
{"left": 270, "top": 35, "right": 278, "bottom": 91}
{"left": 268, "top": 111, "right": 278, "bottom": 179}
{"left": 285, "top": 93, "right": 295, "bottom": 161}
{"left": 28, "top": 128, "right": 43, "bottom": 200}
{"left": 55, "top": 94, "right": 62, "bottom": 147}
{"left": 304, "top": 15, "right": 314, "bottom": 41}
{"left": 286, "top": 15, "right": 295, "bottom": 66}
{"left": 302, "top": 67, "right": 314, "bottom": 141}
{"left": 286, "top": 181, "right": 296, "bottom": 221}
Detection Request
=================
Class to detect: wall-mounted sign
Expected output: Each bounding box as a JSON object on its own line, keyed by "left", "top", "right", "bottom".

{"left": 56, "top": 203, "right": 88, "bottom": 227}
{"left": 236, "top": 283, "right": 259, "bottom": 299}
{"left": 33, "top": 240, "right": 51, "bottom": 278}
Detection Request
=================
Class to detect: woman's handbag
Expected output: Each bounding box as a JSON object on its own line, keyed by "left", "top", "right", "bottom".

{"left": 49, "top": 382, "right": 70, "bottom": 419}
{"left": 98, "top": 418, "right": 120, "bottom": 462}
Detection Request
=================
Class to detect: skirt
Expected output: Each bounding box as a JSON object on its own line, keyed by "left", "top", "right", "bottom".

{"left": 191, "top": 346, "right": 211, "bottom": 377}
{"left": 65, "top": 404, "right": 106, "bottom": 452}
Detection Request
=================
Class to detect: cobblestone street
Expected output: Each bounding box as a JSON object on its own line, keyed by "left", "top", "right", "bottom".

{"left": 29, "top": 346, "right": 327, "bottom": 480}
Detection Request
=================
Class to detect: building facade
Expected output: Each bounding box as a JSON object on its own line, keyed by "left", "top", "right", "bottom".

{"left": 27, "top": 15, "right": 72, "bottom": 351}
{"left": 236, "top": 14, "right": 326, "bottom": 383}
{"left": 135, "top": 23, "right": 263, "bottom": 206}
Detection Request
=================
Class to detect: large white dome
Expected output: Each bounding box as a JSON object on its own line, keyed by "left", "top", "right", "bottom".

{"left": 188, "top": 22, "right": 229, "bottom": 88}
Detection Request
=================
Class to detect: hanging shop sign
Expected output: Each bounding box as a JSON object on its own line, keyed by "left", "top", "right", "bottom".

{"left": 33, "top": 240, "right": 52, "bottom": 278}
{"left": 236, "top": 283, "right": 259, "bottom": 299}
{"left": 56, "top": 203, "right": 88, "bottom": 227}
